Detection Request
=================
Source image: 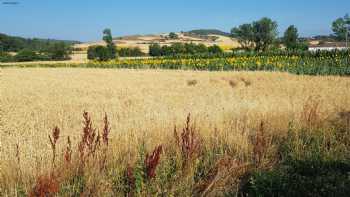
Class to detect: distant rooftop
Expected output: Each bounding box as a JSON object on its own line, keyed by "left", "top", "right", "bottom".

{"left": 309, "top": 42, "right": 347, "bottom": 48}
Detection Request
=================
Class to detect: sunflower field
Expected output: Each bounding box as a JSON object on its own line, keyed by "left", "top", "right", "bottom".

{"left": 86, "top": 50, "right": 350, "bottom": 75}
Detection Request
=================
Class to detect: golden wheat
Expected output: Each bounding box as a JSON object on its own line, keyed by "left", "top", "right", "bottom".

{"left": 0, "top": 68, "right": 349, "bottom": 183}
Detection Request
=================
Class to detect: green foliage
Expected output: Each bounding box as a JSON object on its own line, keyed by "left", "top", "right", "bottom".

{"left": 283, "top": 25, "right": 299, "bottom": 50}
{"left": 231, "top": 17, "right": 278, "bottom": 51}
{"left": 45, "top": 42, "right": 71, "bottom": 60}
{"left": 0, "top": 51, "right": 14, "bottom": 62}
{"left": 252, "top": 17, "right": 278, "bottom": 51}
{"left": 0, "top": 33, "right": 79, "bottom": 52}
{"left": 149, "top": 43, "right": 162, "bottom": 56}
{"left": 103, "top": 28, "right": 116, "bottom": 59}
{"left": 117, "top": 47, "right": 145, "bottom": 57}
{"left": 208, "top": 45, "right": 224, "bottom": 54}
{"left": 332, "top": 14, "right": 350, "bottom": 41}
{"left": 169, "top": 32, "right": 179, "bottom": 39}
{"left": 0, "top": 34, "right": 73, "bottom": 62}
{"left": 246, "top": 160, "right": 350, "bottom": 197}
{"left": 149, "top": 43, "right": 221, "bottom": 56}
{"left": 14, "top": 49, "right": 41, "bottom": 62}
{"left": 187, "top": 29, "right": 231, "bottom": 36}
{"left": 243, "top": 123, "right": 350, "bottom": 197}
{"left": 231, "top": 23, "right": 255, "bottom": 50}
{"left": 87, "top": 45, "right": 110, "bottom": 61}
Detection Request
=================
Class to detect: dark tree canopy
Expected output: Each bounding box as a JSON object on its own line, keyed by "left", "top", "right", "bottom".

{"left": 169, "top": 32, "right": 179, "bottom": 39}
{"left": 252, "top": 17, "right": 278, "bottom": 51}
{"left": 332, "top": 14, "right": 350, "bottom": 41}
{"left": 0, "top": 33, "right": 78, "bottom": 52}
{"left": 283, "top": 25, "right": 299, "bottom": 49}
{"left": 231, "top": 17, "right": 278, "bottom": 51}
{"left": 103, "top": 28, "right": 116, "bottom": 59}
{"left": 231, "top": 24, "right": 254, "bottom": 50}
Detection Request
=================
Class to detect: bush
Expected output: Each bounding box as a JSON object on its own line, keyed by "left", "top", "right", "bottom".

{"left": 241, "top": 124, "right": 350, "bottom": 196}
{"left": 46, "top": 42, "right": 71, "bottom": 60}
{"left": 244, "top": 159, "right": 350, "bottom": 197}
{"left": 0, "top": 51, "right": 14, "bottom": 62}
{"left": 118, "top": 47, "right": 145, "bottom": 57}
{"left": 14, "top": 49, "right": 40, "bottom": 62}
{"left": 168, "top": 32, "right": 179, "bottom": 39}
{"left": 208, "top": 45, "right": 223, "bottom": 54}
{"left": 149, "top": 43, "right": 220, "bottom": 57}
{"left": 87, "top": 45, "right": 111, "bottom": 61}
{"left": 149, "top": 43, "right": 162, "bottom": 56}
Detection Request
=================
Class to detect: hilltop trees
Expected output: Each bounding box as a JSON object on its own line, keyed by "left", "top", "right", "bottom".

{"left": 169, "top": 32, "right": 179, "bottom": 39}
{"left": 231, "top": 17, "right": 278, "bottom": 51}
{"left": 332, "top": 14, "right": 350, "bottom": 41}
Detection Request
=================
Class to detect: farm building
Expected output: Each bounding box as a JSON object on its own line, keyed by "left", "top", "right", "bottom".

{"left": 308, "top": 42, "right": 348, "bottom": 51}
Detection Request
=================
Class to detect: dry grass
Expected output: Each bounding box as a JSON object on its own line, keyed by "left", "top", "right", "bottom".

{"left": 0, "top": 68, "right": 350, "bottom": 194}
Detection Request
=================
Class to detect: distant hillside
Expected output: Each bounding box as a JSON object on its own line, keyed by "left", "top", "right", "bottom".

{"left": 187, "top": 29, "right": 231, "bottom": 36}
{"left": 0, "top": 33, "right": 81, "bottom": 52}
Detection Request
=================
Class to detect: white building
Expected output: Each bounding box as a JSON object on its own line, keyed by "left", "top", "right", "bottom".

{"left": 308, "top": 42, "right": 348, "bottom": 52}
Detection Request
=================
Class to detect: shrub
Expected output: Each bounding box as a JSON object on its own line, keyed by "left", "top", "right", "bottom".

{"left": 14, "top": 49, "right": 40, "bottom": 62}
{"left": 149, "top": 43, "right": 162, "bottom": 56}
{"left": 46, "top": 42, "right": 71, "bottom": 60}
{"left": 118, "top": 47, "right": 145, "bottom": 57}
{"left": 244, "top": 159, "right": 350, "bottom": 197}
{"left": 169, "top": 32, "right": 179, "bottom": 39}
{"left": 0, "top": 51, "right": 14, "bottom": 62}
{"left": 208, "top": 45, "right": 223, "bottom": 54}
{"left": 241, "top": 122, "right": 350, "bottom": 196}
{"left": 87, "top": 45, "right": 111, "bottom": 61}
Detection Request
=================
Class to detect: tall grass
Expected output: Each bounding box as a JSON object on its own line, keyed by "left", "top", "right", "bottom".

{"left": 1, "top": 105, "right": 349, "bottom": 196}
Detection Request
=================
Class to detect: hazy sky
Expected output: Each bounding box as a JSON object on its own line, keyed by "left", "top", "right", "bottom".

{"left": 1, "top": 0, "right": 349, "bottom": 41}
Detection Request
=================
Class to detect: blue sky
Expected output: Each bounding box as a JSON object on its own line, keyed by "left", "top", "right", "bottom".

{"left": 1, "top": 0, "right": 349, "bottom": 41}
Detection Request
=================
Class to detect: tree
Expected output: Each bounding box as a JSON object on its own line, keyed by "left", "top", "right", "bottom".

{"left": 87, "top": 45, "right": 110, "bottom": 61}
{"left": 231, "top": 23, "right": 254, "bottom": 50}
{"left": 118, "top": 47, "right": 145, "bottom": 57}
{"left": 252, "top": 17, "right": 278, "bottom": 51}
{"left": 208, "top": 45, "right": 223, "bottom": 54}
{"left": 231, "top": 17, "right": 278, "bottom": 51}
{"left": 149, "top": 43, "right": 162, "bottom": 56}
{"left": 332, "top": 14, "right": 350, "bottom": 41}
{"left": 171, "top": 43, "right": 186, "bottom": 54}
{"left": 14, "top": 49, "right": 39, "bottom": 62}
{"left": 46, "top": 42, "right": 71, "bottom": 60}
{"left": 283, "top": 25, "right": 299, "bottom": 49}
{"left": 169, "top": 32, "right": 179, "bottom": 39}
{"left": 103, "top": 28, "right": 116, "bottom": 59}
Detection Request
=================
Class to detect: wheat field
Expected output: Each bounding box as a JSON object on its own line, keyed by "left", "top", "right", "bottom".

{"left": 1, "top": 68, "right": 350, "bottom": 194}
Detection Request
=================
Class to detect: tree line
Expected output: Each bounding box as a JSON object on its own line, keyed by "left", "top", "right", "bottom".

{"left": 0, "top": 33, "right": 77, "bottom": 62}
{"left": 0, "top": 42, "right": 72, "bottom": 62}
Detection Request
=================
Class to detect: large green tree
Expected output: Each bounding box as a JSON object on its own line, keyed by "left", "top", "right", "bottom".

{"left": 332, "top": 14, "right": 350, "bottom": 41}
{"left": 252, "top": 17, "right": 278, "bottom": 51}
{"left": 231, "top": 17, "right": 278, "bottom": 51}
{"left": 231, "top": 23, "right": 254, "bottom": 50}
{"left": 283, "top": 25, "right": 299, "bottom": 49}
{"left": 103, "top": 28, "right": 116, "bottom": 59}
